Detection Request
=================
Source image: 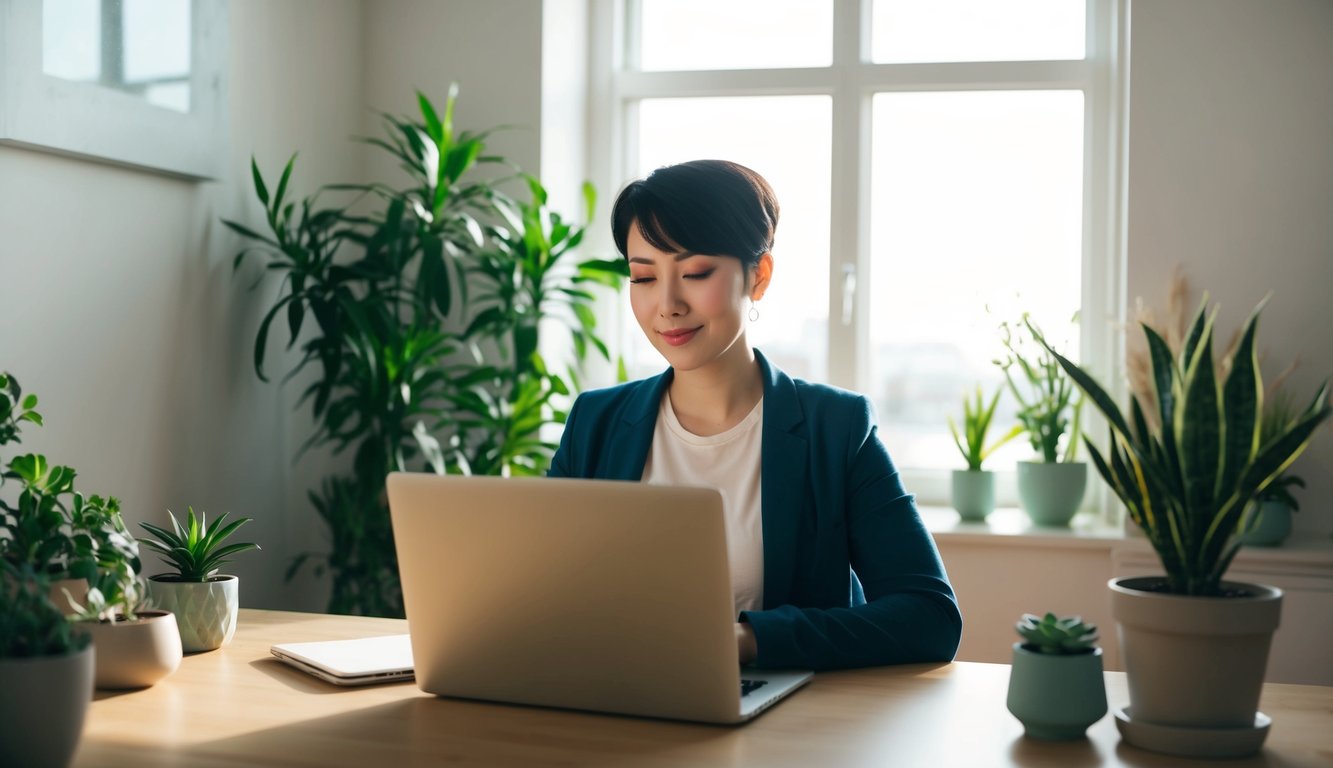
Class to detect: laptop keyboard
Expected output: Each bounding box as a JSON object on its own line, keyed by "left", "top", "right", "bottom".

{"left": 740, "top": 678, "right": 769, "bottom": 697}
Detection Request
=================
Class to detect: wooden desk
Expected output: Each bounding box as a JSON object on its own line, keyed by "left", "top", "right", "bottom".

{"left": 74, "top": 609, "right": 1333, "bottom": 767}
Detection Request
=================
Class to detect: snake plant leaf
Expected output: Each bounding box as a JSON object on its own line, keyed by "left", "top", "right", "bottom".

{"left": 1176, "top": 332, "right": 1220, "bottom": 534}
{"left": 1180, "top": 296, "right": 1210, "bottom": 372}
{"left": 1048, "top": 346, "right": 1133, "bottom": 440}
{"left": 1216, "top": 303, "right": 1262, "bottom": 502}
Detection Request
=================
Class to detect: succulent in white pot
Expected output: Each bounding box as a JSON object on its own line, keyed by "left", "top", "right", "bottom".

{"left": 140, "top": 507, "right": 260, "bottom": 653}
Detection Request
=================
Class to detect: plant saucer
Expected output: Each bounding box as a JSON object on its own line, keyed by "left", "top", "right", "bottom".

{"left": 1114, "top": 706, "right": 1270, "bottom": 758}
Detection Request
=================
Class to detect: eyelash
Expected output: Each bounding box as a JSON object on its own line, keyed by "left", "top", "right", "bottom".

{"left": 629, "top": 269, "right": 715, "bottom": 285}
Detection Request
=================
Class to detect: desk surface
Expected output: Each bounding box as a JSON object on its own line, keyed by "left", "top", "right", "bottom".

{"left": 74, "top": 609, "right": 1333, "bottom": 768}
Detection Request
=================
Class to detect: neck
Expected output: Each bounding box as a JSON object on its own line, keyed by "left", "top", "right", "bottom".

{"left": 668, "top": 344, "right": 764, "bottom": 434}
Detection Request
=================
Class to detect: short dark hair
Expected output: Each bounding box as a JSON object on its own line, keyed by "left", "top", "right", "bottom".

{"left": 611, "top": 159, "right": 779, "bottom": 269}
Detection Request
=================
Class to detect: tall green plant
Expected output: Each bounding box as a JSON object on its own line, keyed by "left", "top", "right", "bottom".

{"left": 996, "top": 315, "right": 1084, "bottom": 463}
{"left": 1045, "top": 298, "right": 1331, "bottom": 596}
{"left": 224, "top": 86, "right": 623, "bottom": 616}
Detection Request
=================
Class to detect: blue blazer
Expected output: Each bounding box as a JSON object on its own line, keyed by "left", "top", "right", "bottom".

{"left": 549, "top": 350, "right": 962, "bottom": 671}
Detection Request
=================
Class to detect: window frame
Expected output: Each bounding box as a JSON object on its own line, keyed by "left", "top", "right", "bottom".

{"left": 587, "top": 0, "right": 1129, "bottom": 517}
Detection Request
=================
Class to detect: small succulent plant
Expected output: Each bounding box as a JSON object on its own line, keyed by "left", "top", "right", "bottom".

{"left": 1016, "top": 612, "right": 1099, "bottom": 655}
{"left": 139, "top": 507, "right": 260, "bottom": 582}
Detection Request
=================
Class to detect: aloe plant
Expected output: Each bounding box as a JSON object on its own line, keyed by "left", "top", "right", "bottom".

{"left": 996, "top": 315, "right": 1085, "bottom": 463}
{"left": 139, "top": 508, "right": 260, "bottom": 583}
{"left": 1044, "top": 297, "right": 1331, "bottom": 596}
{"left": 1015, "top": 612, "right": 1098, "bottom": 655}
{"left": 948, "top": 385, "right": 1024, "bottom": 471}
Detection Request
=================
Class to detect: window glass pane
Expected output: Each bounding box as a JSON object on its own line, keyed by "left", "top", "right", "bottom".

{"left": 872, "top": 0, "right": 1085, "bottom": 64}
{"left": 629, "top": 96, "right": 832, "bottom": 383}
{"left": 638, "top": 0, "right": 833, "bottom": 71}
{"left": 869, "top": 91, "right": 1083, "bottom": 471}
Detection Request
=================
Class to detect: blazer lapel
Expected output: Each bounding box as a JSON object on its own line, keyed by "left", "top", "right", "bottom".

{"left": 604, "top": 368, "right": 672, "bottom": 481}
{"left": 756, "top": 350, "right": 807, "bottom": 609}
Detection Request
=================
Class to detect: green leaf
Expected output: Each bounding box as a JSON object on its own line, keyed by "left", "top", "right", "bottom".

{"left": 418, "top": 91, "right": 444, "bottom": 144}
{"left": 1175, "top": 330, "right": 1220, "bottom": 530}
{"left": 1216, "top": 303, "right": 1262, "bottom": 503}
{"left": 21, "top": 394, "right": 37, "bottom": 410}
{"left": 581, "top": 181, "right": 596, "bottom": 222}
{"left": 251, "top": 157, "right": 270, "bottom": 206}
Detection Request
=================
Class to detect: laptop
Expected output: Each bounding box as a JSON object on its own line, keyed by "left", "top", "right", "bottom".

{"left": 270, "top": 634, "right": 414, "bottom": 686}
{"left": 385, "top": 472, "right": 812, "bottom": 724}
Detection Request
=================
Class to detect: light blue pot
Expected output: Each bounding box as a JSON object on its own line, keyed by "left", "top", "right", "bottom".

{"left": 1007, "top": 644, "right": 1108, "bottom": 740}
{"left": 951, "top": 469, "right": 996, "bottom": 522}
{"left": 1240, "top": 501, "right": 1293, "bottom": 547}
{"left": 1017, "top": 461, "right": 1087, "bottom": 526}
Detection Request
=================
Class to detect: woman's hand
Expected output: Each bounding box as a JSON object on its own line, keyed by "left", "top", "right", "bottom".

{"left": 736, "top": 622, "right": 758, "bottom": 665}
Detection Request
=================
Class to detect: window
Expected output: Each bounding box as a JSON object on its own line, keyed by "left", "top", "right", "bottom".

{"left": 592, "top": 0, "right": 1126, "bottom": 510}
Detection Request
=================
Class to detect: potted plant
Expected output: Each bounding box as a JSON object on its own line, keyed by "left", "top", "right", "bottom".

{"left": 1006, "top": 612, "right": 1107, "bottom": 740}
{"left": 947, "top": 384, "right": 1023, "bottom": 521}
{"left": 996, "top": 314, "right": 1087, "bottom": 526}
{"left": 140, "top": 507, "right": 260, "bottom": 652}
{"left": 1241, "top": 391, "right": 1305, "bottom": 546}
{"left": 1045, "top": 296, "right": 1331, "bottom": 757}
{"left": 0, "top": 562, "right": 94, "bottom": 768}
{"left": 70, "top": 533, "right": 182, "bottom": 690}
{"left": 224, "top": 86, "right": 624, "bottom": 616}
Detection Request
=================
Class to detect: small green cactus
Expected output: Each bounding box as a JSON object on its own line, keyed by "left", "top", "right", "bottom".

{"left": 1016, "top": 612, "right": 1099, "bottom": 655}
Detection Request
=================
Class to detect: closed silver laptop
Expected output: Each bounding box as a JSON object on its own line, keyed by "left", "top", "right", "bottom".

{"left": 386, "top": 473, "right": 812, "bottom": 724}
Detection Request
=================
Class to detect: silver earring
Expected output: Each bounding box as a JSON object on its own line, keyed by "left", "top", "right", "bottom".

{"left": 749, "top": 303, "right": 760, "bottom": 322}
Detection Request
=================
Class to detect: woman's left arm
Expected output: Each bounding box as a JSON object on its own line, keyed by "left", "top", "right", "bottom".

{"left": 742, "top": 407, "right": 963, "bottom": 671}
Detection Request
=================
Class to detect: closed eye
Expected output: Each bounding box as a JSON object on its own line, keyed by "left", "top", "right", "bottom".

{"left": 628, "top": 277, "right": 655, "bottom": 284}
{"left": 684, "top": 270, "right": 715, "bottom": 280}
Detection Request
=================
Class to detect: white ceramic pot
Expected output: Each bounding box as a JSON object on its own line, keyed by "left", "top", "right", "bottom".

{"left": 81, "top": 610, "right": 183, "bottom": 689}
{"left": 1006, "top": 643, "right": 1108, "bottom": 740}
{"left": 0, "top": 643, "right": 94, "bottom": 768}
{"left": 1110, "top": 576, "right": 1281, "bottom": 731}
{"left": 149, "top": 574, "right": 240, "bottom": 652}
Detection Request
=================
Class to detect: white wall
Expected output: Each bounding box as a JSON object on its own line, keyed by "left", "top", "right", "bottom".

{"left": 1126, "top": 0, "right": 1333, "bottom": 539}
{"left": 0, "top": 0, "right": 365, "bottom": 611}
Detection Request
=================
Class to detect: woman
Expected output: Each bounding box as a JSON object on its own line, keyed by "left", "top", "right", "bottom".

{"left": 549, "top": 160, "right": 961, "bottom": 671}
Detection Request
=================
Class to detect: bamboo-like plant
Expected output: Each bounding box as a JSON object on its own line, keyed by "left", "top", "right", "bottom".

{"left": 1045, "top": 298, "right": 1331, "bottom": 596}
{"left": 948, "top": 385, "right": 1024, "bottom": 471}
{"left": 996, "top": 315, "right": 1085, "bottom": 463}
{"left": 224, "top": 86, "right": 624, "bottom": 616}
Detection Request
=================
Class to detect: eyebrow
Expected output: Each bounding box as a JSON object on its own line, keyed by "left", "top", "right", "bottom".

{"left": 628, "top": 252, "right": 703, "bottom": 265}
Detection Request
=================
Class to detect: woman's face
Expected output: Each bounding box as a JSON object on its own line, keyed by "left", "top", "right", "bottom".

{"left": 626, "top": 221, "right": 765, "bottom": 373}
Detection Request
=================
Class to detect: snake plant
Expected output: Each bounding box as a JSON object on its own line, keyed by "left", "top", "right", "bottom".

{"left": 1044, "top": 297, "right": 1331, "bottom": 596}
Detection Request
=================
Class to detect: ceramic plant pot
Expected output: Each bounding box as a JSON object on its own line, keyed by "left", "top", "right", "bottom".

{"left": 951, "top": 469, "right": 996, "bottom": 522}
{"left": 149, "top": 574, "right": 240, "bottom": 652}
{"left": 1016, "top": 461, "right": 1087, "bottom": 526}
{"left": 1240, "top": 501, "right": 1293, "bottom": 547}
{"left": 1110, "top": 576, "right": 1281, "bottom": 757}
{"left": 1006, "top": 643, "right": 1108, "bottom": 740}
{"left": 82, "top": 610, "right": 183, "bottom": 689}
{"left": 0, "top": 643, "right": 95, "bottom": 768}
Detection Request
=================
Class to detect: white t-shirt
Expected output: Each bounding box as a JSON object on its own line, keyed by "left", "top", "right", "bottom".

{"left": 640, "top": 392, "right": 764, "bottom": 617}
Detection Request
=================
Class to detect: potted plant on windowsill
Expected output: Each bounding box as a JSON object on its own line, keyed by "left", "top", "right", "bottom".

{"left": 948, "top": 384, "right": 1023, "bottom": 522}
{"left": 1045, "top": 296, "right": 1331, "bottom": 758}
{"left": 0, "top": 562, "right": 95, "bottom": 768}
{"left": 996, "top": 314, "right": 1086, "bottom": 526}
{"left": 1006, "top": 612, "right": 1107, "bottom": 740}
{"left": 140, "top": 507, "right": 260, "bottom": 652}
{"left": 1240, "top": 391, "right": 1305, "bottom": 547}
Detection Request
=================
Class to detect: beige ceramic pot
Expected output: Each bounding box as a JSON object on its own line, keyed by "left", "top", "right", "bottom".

{"left": 82, "top": 610, "right": 183, "bottom": 689}
{"left": 149, "top": 575, "right": 240, "bottom": 652}
{"left": 1110, "top": 576, "right": 1281, "bottom": 730}
{"left": 0, "top": 643, "right": 94, "bottom": 768}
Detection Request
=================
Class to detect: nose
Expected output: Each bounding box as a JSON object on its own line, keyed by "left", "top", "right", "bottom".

{"left": 658, "top": 278, "right": 686, "bottom": 318}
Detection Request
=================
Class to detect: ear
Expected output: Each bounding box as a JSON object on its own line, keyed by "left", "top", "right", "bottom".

{"left": 749, "top": 252, "right": 774, "bottom": 301}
